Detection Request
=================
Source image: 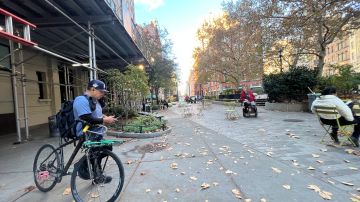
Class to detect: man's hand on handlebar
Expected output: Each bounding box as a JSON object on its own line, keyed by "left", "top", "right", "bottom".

{"left": 103, "top": 115, "right": 117, "bottom": 124}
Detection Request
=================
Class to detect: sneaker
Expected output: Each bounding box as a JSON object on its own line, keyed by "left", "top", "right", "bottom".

{"left": 94, "top": 174, "right": 112, "bottom": 184}
{"left": 350, "top": 136, "right": 359, "bottom": 147}
{"left": 330, "top": 133, "right": 340, "bottom": 144}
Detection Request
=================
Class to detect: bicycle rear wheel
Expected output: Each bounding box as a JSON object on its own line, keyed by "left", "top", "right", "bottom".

{"left": 71, "top": 149, "right": 124, "bottom": 202}
{"left": 33, "top": 144, "right": 60, "bottom": 192}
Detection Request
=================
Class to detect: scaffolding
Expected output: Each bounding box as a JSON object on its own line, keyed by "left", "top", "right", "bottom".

{"left": 0, "top": 1, "right": 142, "bottom": 143}
{"left": 0, "top": 8, "right": 102, "bottom": 143}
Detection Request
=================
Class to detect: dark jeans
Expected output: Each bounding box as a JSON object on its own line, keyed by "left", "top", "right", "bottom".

{"left": 320, "top": 116, "right": 360, "bottom": 139}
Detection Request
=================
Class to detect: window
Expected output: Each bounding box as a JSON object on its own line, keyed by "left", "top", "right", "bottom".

{"left": 36, "top": 71, "right": 47, "bottom": 99}
{"left": 0, "top": 43, "right": 10, "bottom": 69}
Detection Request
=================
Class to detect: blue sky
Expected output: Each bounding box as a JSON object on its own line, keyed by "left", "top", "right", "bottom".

{"left": 134, "top": 0, "right": 224, "bottom": 93}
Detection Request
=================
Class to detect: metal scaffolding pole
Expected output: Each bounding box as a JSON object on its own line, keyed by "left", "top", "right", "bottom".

{"left": 6, "top": 15, "right": 21, "bottom": 143}
{"left": 91, "top": 28, "right": 97, "bottom": 80}
{"left": 88, "top": 22, "right": 93, "bottom": 80}
{"left": 19, "top": 43, "right": 30, "bottom": 140}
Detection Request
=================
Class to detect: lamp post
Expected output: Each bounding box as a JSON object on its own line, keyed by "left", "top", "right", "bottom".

{"left": 278, "top": 48, "right": 283, "bottom": 73}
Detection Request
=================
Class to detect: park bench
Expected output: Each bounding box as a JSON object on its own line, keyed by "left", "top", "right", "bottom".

{"left": 313, "top": 105, "right": 357, "bottom": 146}
{"left": 138, "top": 111, "right": 164, "bottom": 121}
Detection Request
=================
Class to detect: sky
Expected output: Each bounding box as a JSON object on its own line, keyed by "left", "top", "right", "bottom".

{"left": 134, "top": 0, "right": 224, "bottom": 94}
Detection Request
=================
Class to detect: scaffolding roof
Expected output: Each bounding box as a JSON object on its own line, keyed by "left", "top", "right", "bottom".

{"left": 0, "top": 0, "right": 148, "bottom": 70}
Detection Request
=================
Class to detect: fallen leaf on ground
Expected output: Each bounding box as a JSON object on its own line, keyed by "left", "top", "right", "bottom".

{"left": 266, "top": 152, "right": 273, "bottom": 157}
{"left": 63, "top": 187, "right": 71, "bottom": 195}
{"left": 349, "top": 167, "right": 359, "bottom": 170}
{"left": 308, "top": 166, "right": 316, "bottom": 170}
{"left": 145, "top": 189, "right": 151, "bottom": 193}
{"left": 316, "top": 160, "right": 324, "bottom": 164}
{"left": 24, "top": 185, "right": 35, "bottom": 192}
{"left": 342, "top": 181, "right": 354, "bottom": 186}
{"left": 271, "top": 167, "right": 282, "bottom": 173}
{"left": 351, "top": 198, "right": 360, "bottom": 202}
{"left": 190, "top": 176, "right": 197, "bottom": 181}
{"left": 247, "top": 150, "right": 254, "bottom": 154}
{"left": 344, "top": 159, "right": 351, "bottom": 163}
{"left": 308, "top": 184, "right": 321, "bottom": 192}
{"left": 283, "top": 185, "right": 291, "bottom": 190}
{"left": 319, "top": 190, "right": 332, "bottom": 200}
{"left": 201, "top": 183, "right": 210, "bottom": 190}
{"left": 232, "top": 189, "right": 242, "bottom": 199}
{"left": 320, "top": 148, "right": 328, "bottom": 152}
{"left": 351, "top": 194, "right": 360, "bottom": 200}
{"left": 312, "top": 154, "right": 320, "bottom": 158}
{"left": 327, "top": 180, "right": 335, "bottom": 185}
{"left": 91, "top": 193, "right": 100, "bottom": 198}
{"left": 170, "top": 163, "right": 178, "bottom": 169}
{"left": 345, "top": 149, "right": 355, "bottom": 154}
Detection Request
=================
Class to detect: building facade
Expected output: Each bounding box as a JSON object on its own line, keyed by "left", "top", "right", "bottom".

{"left": 0, "top": 1, "right": 148, "bottom": 139}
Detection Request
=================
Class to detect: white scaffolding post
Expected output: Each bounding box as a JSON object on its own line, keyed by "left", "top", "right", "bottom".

{"left": 19, "top": 43, "right": 30, "bottom": 140}
{"left": 6, "top": 15, "right": 22, "bottom": 143}
{"left": 91, "top": 28, "right": 97, "bottom": 80}
{"left": 88, "top": 21, "right": 93, "bottom": 80}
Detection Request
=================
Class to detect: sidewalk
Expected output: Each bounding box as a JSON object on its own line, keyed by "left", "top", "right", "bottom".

{"left": 0, "top": 103, "right": 359, "bottom": 201}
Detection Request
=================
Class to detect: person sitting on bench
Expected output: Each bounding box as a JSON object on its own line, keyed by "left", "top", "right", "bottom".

{"left": 311, "top": 86, "right": 359, "bottom": 146}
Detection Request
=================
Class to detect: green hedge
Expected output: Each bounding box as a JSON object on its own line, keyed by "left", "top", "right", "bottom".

{"left": 263, "top": 66, "right": 318, "bottom": 102}
{"left": 124, "top": 115, "right": 164, "bottom": 133}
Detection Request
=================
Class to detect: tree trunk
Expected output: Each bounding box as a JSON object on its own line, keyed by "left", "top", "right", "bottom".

{"left": 155, "top": 87, "right": 160, "bottom": 105}
{"left": 316, "top": 46, "right": 326, "bottom": 76}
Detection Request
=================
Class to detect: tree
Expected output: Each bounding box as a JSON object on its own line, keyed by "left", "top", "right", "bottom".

{"left": 268, "top": 0, "right": 360, "bottom": 75}
{"left": 140, "top": 22, "right": 178, "bottom": 103}
{"left": 194, "top": 0, "right": 279, "bottom": 86}
{"left": 103, "top": 65, "right": 149, "bottom": 120}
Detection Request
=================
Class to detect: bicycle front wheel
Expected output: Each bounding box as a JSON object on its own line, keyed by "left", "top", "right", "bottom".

{"left": 71, "top": 149, "right": 125, "bottom": 202}
{"left": 33, "top": 144, "right": 60, "bottom": 192}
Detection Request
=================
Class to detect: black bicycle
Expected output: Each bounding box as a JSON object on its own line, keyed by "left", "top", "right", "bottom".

{"left": 33, "top": 124, "right": 125, "bottom": 202}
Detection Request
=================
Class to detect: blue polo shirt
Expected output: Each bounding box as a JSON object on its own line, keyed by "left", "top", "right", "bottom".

{"left": 73, "top": 95, "right": 103, "bottom": 136}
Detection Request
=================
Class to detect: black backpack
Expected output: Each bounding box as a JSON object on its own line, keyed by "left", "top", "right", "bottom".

{"left": 56, "top": 95, "right": 94, "bottom": 140}
{"left": 56, "top": 100, "right": 78, "bottom": 140}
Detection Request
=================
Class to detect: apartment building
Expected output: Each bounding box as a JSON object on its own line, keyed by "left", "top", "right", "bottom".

{"left": 324, "top": 35, "right": 351, "bottom": 75}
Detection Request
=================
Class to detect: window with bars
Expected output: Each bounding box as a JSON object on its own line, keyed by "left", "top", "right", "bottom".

{"left": 36, "top": 71, "right": 48, "bottom": 99}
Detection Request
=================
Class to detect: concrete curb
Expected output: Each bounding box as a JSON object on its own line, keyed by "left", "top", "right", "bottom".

{"left": 265, "top": 102, "right": 308, "bottom": 112}
{"left": 107, "top": 127, "right": 172, "bottom": 138}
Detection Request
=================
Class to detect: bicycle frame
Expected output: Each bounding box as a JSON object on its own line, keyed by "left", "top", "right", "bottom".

{"left": 56, "top": 137, "right": 85, "bottom": 182}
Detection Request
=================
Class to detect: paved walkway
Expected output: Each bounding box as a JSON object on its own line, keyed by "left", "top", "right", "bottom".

{"left": 0, "top": 103, "right": 360, "bottom": 201}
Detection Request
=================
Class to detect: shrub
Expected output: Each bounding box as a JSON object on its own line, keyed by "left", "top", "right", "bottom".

{"left": 263, "top": 66, "right": 318, "bottom": 102}
{"left": 317, "top": 65, "right": 360, "bottom": 97}
{"left": 124, "top": 115, "right": 164, "bottom": 133}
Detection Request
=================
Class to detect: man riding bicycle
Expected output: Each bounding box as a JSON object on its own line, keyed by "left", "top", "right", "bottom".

{"left": 73, "top": 79, "right": 117, "bottom": 183}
